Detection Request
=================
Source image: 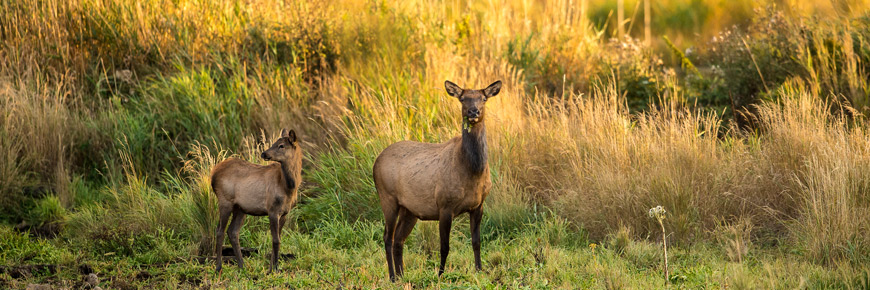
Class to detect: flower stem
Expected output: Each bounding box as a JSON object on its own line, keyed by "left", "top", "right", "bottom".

{"left": 660, "top": 220, "right": 669, "bottom": 285}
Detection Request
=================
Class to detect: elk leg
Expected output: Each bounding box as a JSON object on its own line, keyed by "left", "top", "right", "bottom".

{"left": 438, "top": 211, "right": 454, "bottom": 276}
{"left": 268, "top": 214, "right": 280, "bottom": 273}
{"left": 214, "top": 205, "right": 233, "bottom": 273}
{"left": 469, "top": 206, "right": 483, "bottom": 271}
{"left": 392, "top": 207, "right": 418, "bottom": 278}
{"left": 380, "top": 199, "right": 399, "bottom": 281}
{"left": 278, "top": 212, "right": 288, "bottom": 233}
{"left": 227, "top": 209, "right": 246, "bottom": 270}
{"left": 278, "top": 212, "right": 291, "bottom": 260}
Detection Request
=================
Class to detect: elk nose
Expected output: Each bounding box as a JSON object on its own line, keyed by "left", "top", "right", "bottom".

{"left": 468, "top": 108, "right": 480, "bottom": 117}
{"left": 260, "top": 152, "right": 268, "bottom": 160}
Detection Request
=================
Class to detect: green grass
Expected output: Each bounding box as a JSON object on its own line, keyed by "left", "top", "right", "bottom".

{"left": 1, "top": 221, "right": 867, "bottom": 288}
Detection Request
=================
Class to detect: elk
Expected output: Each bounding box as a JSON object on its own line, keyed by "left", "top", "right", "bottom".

{"left": 373, "top": 80, "right": 502, "bottom": 281}
{"left": 210, "top": 129, "right": 302, "bottom": 273}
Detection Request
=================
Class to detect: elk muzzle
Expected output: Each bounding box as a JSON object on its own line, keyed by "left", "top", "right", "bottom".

{"left": 466, "top": 108, "right": 481, "bottom": 124}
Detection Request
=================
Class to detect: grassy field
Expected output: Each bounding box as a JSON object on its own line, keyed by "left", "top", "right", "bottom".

{"left": 2, "top": 0, "right": 870, "bottom": 288}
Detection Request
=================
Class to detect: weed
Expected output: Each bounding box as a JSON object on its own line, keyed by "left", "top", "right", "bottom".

{"left": 713, "top": 217, "right": 753, "bottom": 263}
{"left": 649, "top": 205, "right": 670, "bottom": 284}
{"left": 609, "top": 225, "right": 632, "bottom": 254}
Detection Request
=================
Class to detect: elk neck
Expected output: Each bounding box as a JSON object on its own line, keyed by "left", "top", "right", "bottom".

{"left": 277, "top": 160, "right": 297, "bottom": 192}
{"left": 460, "top": 118, "right": 488, "bottom": 175}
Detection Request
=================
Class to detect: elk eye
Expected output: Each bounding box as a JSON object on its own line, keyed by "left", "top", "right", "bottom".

{"left": 279, "top": 144, "right": 285, "bottom": 149}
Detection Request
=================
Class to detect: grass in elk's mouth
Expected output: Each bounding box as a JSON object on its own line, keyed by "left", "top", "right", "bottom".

{"left": 463, "top": 116, "right": 475, "bottom": 131}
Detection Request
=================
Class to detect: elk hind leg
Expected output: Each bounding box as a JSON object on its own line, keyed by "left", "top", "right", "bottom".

{"left": 278, "top": 212, "right": 288, "bottom": 232}
{"left": 392, "top": 207, "right": 418, "bottom": 278}
{"left": 227, "top": 209, "right": 246, "bottom": 269}
{"left": 380, "top": 196, "right": 399, "bottom": 281}
{"left": 215, "top": 204, "right": 232, "bottom": 272}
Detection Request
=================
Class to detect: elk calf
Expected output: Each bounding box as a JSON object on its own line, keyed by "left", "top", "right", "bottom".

{"left": 374, "top": 80, "right": 501, "bottom": 281}
{"left": 211, "top": 129, "right": 302, "bottom": 273}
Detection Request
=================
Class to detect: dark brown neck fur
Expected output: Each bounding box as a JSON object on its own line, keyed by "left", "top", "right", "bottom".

{"left": 460, "top": 120, "right": 488, "bottom": 175}
{"left": 278, "top": 160, "right": 298, "bottom": 192}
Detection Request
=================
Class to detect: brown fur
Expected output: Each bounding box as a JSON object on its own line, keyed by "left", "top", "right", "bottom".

{"left": 374, "top": 80, "right": 502, "bottom": 281}
{"left": 211, "top": 129, "right": 302, "bottom": 273}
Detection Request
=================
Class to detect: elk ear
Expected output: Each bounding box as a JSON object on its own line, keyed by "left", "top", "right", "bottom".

{"left": 287, "top": 129, "right": 297, "bottom": 143}
{"left": 483, "top": 80, "right": 502, "bottom": 98}
{"left": 445, "top": 80, "right": 463, "bottom": 98}
{"left": 280, "top": 128, "right": 289, "bottom": 138}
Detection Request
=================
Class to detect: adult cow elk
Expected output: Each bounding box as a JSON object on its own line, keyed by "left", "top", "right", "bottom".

{"left": 211, "top": 129, "right": 302, "bottom": 273}
{"left": 373, "top": 80, "right": 502, "bottom": 281}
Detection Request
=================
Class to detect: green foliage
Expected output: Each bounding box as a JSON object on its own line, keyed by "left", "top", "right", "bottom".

{"left": 506, "top": 35, "right": 543, "bottom": 92}
{"left": 295, "top": 147, "right": 381, "bottom": 231}
{"left": 26, "top": 196, "right": 66, "bottom": 226}
{"left": 532, "top": 214, "right": 589, "bottom": 249}
{"left": 313, "top": 219, "right": 380, "bottom": 250}
{"left": 0, "top": 226, "right": 67, "bottom": 265}
{"left": 608, "top": 226, "right": 632, "bottom": 254}
{"left": 480, "top": 199, "right": 539, "bottom": 241}
{"left": 664, "top": 36, "right": 702, "bottom": 77}
{"left": 598, "top": 38, "right": 676, "bottom": 111}
{"left": 687, "top": 9, "right": 870, "bottom": 122}
{"left": 63, "top": 171, "right": 188, "bottom": 259}
{"left": 245, "top": 17, "right": 340, "bottom": 79}
{"left": 106, "top": 65, "right": 258, "bottom": 178}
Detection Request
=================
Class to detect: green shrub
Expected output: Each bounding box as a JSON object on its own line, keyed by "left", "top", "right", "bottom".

{"left": 27, "top": 196, "right": 67, "bottom": 226}
{"left": 597, "top": 38, "right": 676, "bottom": 112}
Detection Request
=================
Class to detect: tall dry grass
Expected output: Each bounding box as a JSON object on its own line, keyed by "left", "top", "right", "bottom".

{"left": 756, "top": 82, "right": 870, "bottom": 262}
{"left": 0, "top": 68, "right": 87, "bottom": 216}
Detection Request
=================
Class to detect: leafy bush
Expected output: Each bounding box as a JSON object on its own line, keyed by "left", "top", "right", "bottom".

{"left": 690, "top": 9, "right": 870, "bottom": 124}
{"left": 596, "top": 38, "right": 675, "bottom": 112}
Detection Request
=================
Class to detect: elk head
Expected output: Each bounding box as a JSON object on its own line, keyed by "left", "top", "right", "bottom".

{"left": 444, "top": 80, "right": 502, "bottom": 128}
{"left": 261, "top": 129, "right": 300, "bottom": 163}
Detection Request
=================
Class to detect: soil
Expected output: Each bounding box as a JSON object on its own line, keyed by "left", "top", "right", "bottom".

{"left": 0, "top": 264, "right": 57, "bottom": 279}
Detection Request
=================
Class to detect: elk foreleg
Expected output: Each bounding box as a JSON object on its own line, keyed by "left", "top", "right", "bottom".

{"left": 469, "top": 206, "right": 483, "bottom": 271}
{"left": 268, "top": 214, "right": 281, "bottom": 272}
{"left": 438, "top": 211, "right": 454, "bottom": 276}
